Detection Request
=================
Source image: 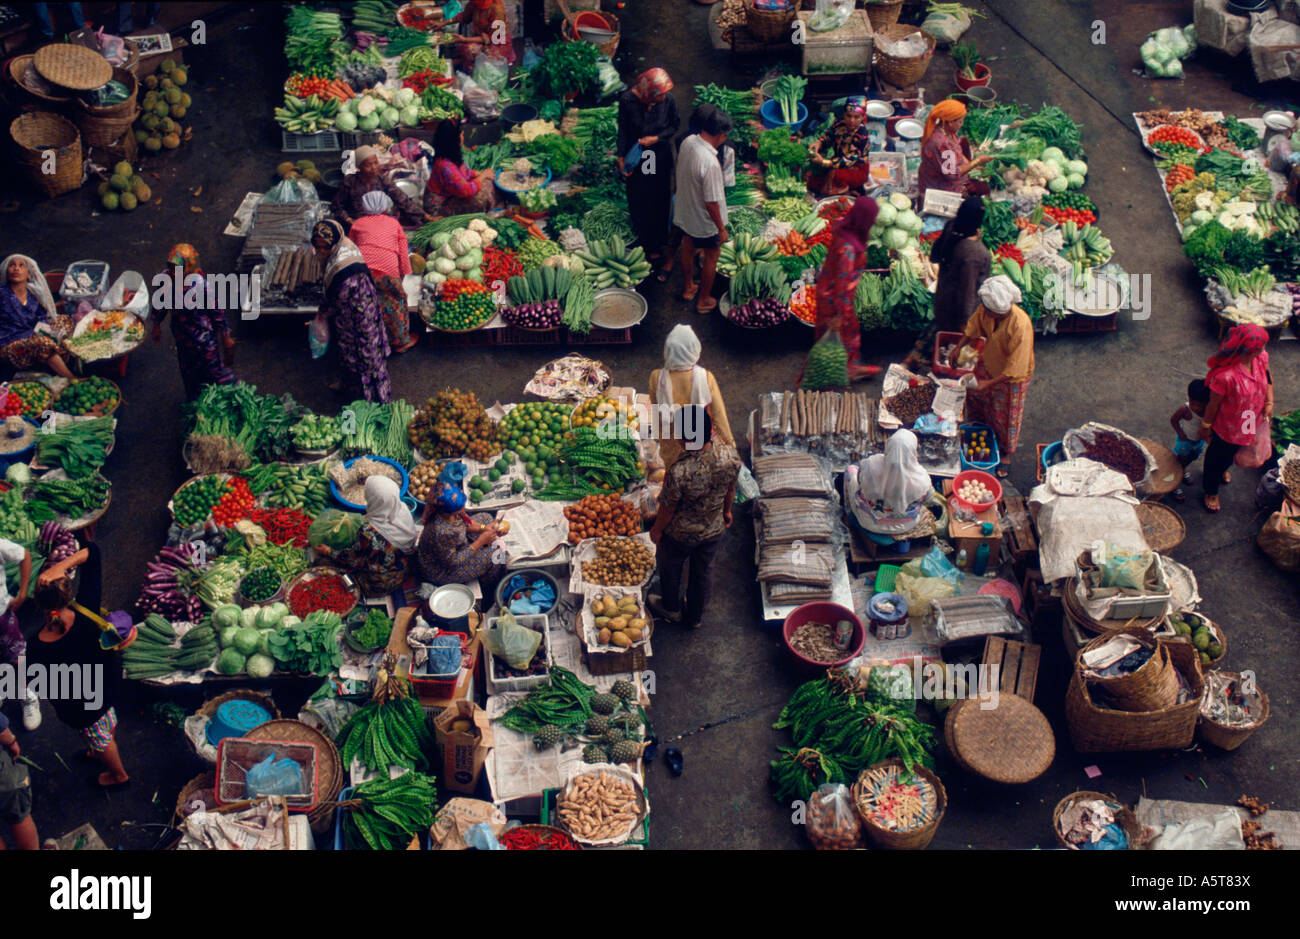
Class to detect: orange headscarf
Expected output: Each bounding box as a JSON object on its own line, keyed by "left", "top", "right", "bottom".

{"left": 922, "top": 99, "right": 967, "bottom": 144}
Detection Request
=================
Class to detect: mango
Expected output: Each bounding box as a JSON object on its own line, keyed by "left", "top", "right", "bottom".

{"left": 611, "top": 631, "right": 632, "bottom": 648}
{"left": 598, "top": 627, "right": 612, "bottom": 644}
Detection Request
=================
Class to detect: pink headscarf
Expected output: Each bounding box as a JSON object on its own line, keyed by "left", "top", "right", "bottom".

{"left": 1207, "top": 323, "right": 1268, "bottom": 375}
{"left": 832, "top": 196, "right": 879, "bottom": 253}
{"left": 632, "top": 68, "right": 674, "bottom": 105}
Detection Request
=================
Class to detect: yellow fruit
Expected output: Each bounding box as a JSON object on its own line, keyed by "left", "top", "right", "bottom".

{"left": 172, "top": 67, "right": 187, "bottom": 85}
{"left": 598, "top": 627, "right": 612, "bottom": 644}
{"left": 132, "top": 181, "right": 152, "bottom": 203}
{"left": 611, "top": 631, "right": 631, "bottom": 648}
{"left": 626, "top": 618, "right": 646, "bottom": 631}
{"left": 162, "top": 133, "right": 180, "bottom": 149}
{"left": 593, "top": 616, "right": 611, "bottom": 628}
{"left": 276, "top": 161, "right": 295, "bottom": 178}
{"left": 160, "top": 58, "right": 176, "bottom": 74}
{"left": 119, "top": 192, "right": 137, "bottom": 211}
{"left": 608, "top": 616, "right": 628, "bottom": 631}
{"left": 624, "top": 627, "right": 643, "bottom": 641}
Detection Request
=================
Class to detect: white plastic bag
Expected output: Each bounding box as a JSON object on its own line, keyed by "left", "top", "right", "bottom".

{"left": 458, "top": 73, "right": 500, "bottom": 121}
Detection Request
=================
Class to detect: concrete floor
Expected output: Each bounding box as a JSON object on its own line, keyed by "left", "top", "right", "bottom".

{"left": 4, "top": 1, "right": 1297, "bottom": 850}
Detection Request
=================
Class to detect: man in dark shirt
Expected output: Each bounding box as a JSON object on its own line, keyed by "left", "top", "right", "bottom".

{"left": 649, "top": 406, "right": 740, "bottom": 630}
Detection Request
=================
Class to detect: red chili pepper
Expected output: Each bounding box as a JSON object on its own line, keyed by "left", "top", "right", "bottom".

{"left": 289, "top": 574, "right": 354, "bottom": 617}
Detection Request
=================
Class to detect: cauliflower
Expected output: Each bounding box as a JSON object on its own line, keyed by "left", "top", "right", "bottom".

{"left": 1193, "top": 191, "right": 1217, "bottom": 212}
{"left": 459, "top": 229, "right": 483, "bottom": 250}
{"left": 356, "top": 97, "right": 377, "bottom": 118}
{"left": 467, "top": 218, "right": 489, "bottom": 234}
{"left": 559, "top": 227, "right": 587, "bottom": 252}
{"left": 480, "top": 226, "right": 497, "bottom": 244}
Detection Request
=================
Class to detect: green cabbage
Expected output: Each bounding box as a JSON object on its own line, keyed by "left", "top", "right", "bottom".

{"left": 219, "top": 625, "right": 240, "bottom": 648}
{"left": 240, "top": 607, "right": 259, "bottom": 630}
{"left": 895, "top": 210, "right": 920, "bottom": 233}
{"left": 233, "top": 627, "right": 261, "bottom": 656}
{"left": 245, "top": 653, "right": 275, "bottom": 678}
{"left": 334, "top": 110, "right": 358, "bottom": 132}
{"left": 888, "top": 192, "right": 911, "bottom": 211}
{"left": 875, "top": 201, "right": 898, "bottom": 227}
{"left": 217, "top": 648, "right": 246, "bottom": 675}
{"left": 357, "top": 112, "right": 380, "bottom": 132}
{"left": 255, "top": 606, "right": 283, "bottom": 630}
{"left": 399, "top": 105, "right": 421, "bottom": 127}
{"left": 882, "top": 227, "right": 910, "bottom": 250}
{"left": 212, "top": 604, "right": 242, "bottom": 630}
{"left": 5, "top": 463, "right": 30, "bottom": 486}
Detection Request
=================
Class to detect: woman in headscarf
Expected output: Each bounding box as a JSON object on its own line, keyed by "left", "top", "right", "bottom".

{"left": 316, "top": 476, "right": 417, "bottom": 594}
{"left": 424, "top": 118, "right": 494, "bottom": 218}
{"left": 349, "top": 191, "right": 416, "bottom": 353}
{"left": 447, "top": 0, "right": 516, "bottom": 71}
{"left": 844, "top": 429, "right": 935, "bottom": 538}
{"left": 618, "top": 68, "right": 680, "bottom": 267}
{"left": 648, "top": 324, "right": 735, "bottom": 469}
{"left": 951, "top": 275, "right": 1035, "bottom": 477}
{"left": 150, "top": 244, "right": 236, "bottom": 399}
{"left": 808, "top": 99, "right": 872, "bottom": 196}
{"left": 905, "top": 195, "right": 990, "bottom": 370}
{"left": 917, "top": 99, "right": 994, "bottom": 201}
{"left": 0, "top": 255, "right": 75, "bottom": 379}
{"left": 332, "top": 144, "right": 432, "bottom": 229}
{"left": 417, "top": 462, "right": 504, "bottom": 587}
{"left": 311, "top": 219, "right": 392, "bottom": 403}
{"left": 809, "top": 197, "right": 882, "bottom": 383}
{"left": 1198, "top": 324, "right": 1272, "bottom": 513}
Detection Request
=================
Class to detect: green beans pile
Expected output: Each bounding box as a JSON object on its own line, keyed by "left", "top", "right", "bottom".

{"left": 498, "top": 666, "right": 597, "bottom": 734}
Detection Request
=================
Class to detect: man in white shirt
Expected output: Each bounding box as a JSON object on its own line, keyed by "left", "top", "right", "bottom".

{"left": 0, "top": 538, "right": 36, "bottom": 730}
{"left": 673, "top": 107, "right": 732, "bottom": 314}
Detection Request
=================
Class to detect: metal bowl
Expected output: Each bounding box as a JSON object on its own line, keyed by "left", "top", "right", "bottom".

{"left": 589, "top": 288, "right": 648, "bottom": 329}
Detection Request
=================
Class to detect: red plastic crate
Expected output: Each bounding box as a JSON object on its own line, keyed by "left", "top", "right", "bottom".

{"left": 932, "top": 331, "right": 983, "bottom": 378}
{"left": 409, "top": 631, "right": 470, "bottom": 696}
{"left": 215, "top": 737, "right": 320, "bottom": 812}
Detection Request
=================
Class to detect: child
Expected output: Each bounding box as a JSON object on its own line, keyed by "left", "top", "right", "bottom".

{"left": 0, "top": 711, "right": 39, "bottom": 849}
{"left": 1170, "top": 379, "right": 1210, "bottom": 501}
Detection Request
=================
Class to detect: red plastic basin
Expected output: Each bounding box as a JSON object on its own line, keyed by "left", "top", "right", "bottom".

{"left": 782, "top": 602, "right": 865, "bottom": 671}
{"left": 951, "top": 469, "right": 1002, "bottom": 513}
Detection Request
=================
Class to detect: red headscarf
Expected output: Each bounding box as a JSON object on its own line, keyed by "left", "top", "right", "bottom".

{"left": 632, "top": 68, "right": 673, "bottom": 106}
{"left": 832, "top": 196, "right": 879, "bottom": 253}
{"left": 1207, "top": 323, "right": 1268, "bottom": 374}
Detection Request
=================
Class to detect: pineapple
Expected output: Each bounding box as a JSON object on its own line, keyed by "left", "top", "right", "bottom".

{"left": 582, "top": 744, "right": 608, "bottom": 764}
{"left": 532, "top": 724, "right": 563, "bottom": 750}
{"left": 590, "top": 693, "right": 619, "bottom": 715}
{"left": 585, "top": 714, "right": 609, "bottom": 736}
{"left": 611, "top": 679, "right": 635, "bottom": 702}
{"left": 609, "top": 740, "right": 642, "bottom": 764}
{"left": 602, "top": 727, "right": 626, "bottom": 747}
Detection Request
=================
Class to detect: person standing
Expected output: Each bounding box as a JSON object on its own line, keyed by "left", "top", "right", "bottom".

{"left": 905, "top": 195, "right": 990, "bottom": 369}
{"left": 350, "top": 192, "right": 417, "bottom": 353}
{"left": 28, "top": 544, "right": 129, "bottom": 788}
{"left": 0, "top": 537, "right": 37, "bottom": 731}
{"left": 951, "top": 275, "right": 1035, "bottom": 477}
{"left": 0, "top": 711, "right": 39, "bottom": 850}
{"left": 332, "top": 145, "right": 432, "bottom": 229}
{"left": 150, "top": 244, "right": 236, "bottom": 400}
{"left": 115, "top": 2, "right": 160, "bottom": 32}
{"left": 648, "top": 324, "right": 735, "bottom": 470}
{"left": 673, "top": 107, "right": 732, "bottom": 314}
{"left": 311, "top": 220, "right": 392, "bottom": 403}
{"left": 31, "top": 3, "right": 85, "bottom": 40}
{"left": 446, "top": 0, "right": 516, "bottom": 70}
{"left": 811, "top": 196, "right": 881, "bottom": 382}
{"left": 649, "top": 406, "right": 740, "bottom": 630}
{"left": 916, "top": 99, "right": 993, "bottom": 202}
{"left": 1198, "top": 324, "right": 1273, "bottom": 513}
{"left": 617, "top": 68, "right": 680, "bottom": 268}
{"left": 0, "top": 255, "right": 77, "bottom": 380}
{"left": 808, "top": 100, "right": 872, "bottom": 196}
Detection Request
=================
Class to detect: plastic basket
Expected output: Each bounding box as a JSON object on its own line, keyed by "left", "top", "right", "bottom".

{"left": 872, "top": 563, "right": 901, "bottom": 593}
{"left": 482, "top": 613, "right": 551, "bottom": 695}
{"left": 215, "top": 737, "right": 320, "bottom": 812}
{"left": 932, "top": 332, "right": 982, "bottom": 378}
{"left": 329, "top": 455, "right": 410, "bottom": 511}
{"left": 950, "top": 469, "right": 1001, "bottom": 512}
{"left": 281, "top": 130, "right": 341, "bottom": 153}
{"left": 958, "top": 424, "right": 999, "bottom": 472}
{"left": 781, "top": 602, "right": 864, "bottom": 671}
{"left": 60, "top": 260, "right": 111, "bottom": 300}
{"left": 409, "top": 631, "right": 467, "bottom": 697}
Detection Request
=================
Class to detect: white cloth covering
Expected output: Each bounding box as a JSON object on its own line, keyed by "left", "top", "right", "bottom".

{"left": 363, "top": 476, "right": 418, "bottom": 552}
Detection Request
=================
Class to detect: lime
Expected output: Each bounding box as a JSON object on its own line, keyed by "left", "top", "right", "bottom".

{"left": 470, "top": 475, "right": 485, "bottom": 489}
{"left": 470, "top": 490, "right": 483, "bottom": 503}
{"left": 525, "top": 461, "right": 536, "bottom": 474}
{"left": 511, "top": 478, "right": 526, "bottom": 493}
{"left": 495, "top": 458, "right": 509, "bottom": 474}
{"left": 488, "top": 468, "right": 501, "bottom": 482}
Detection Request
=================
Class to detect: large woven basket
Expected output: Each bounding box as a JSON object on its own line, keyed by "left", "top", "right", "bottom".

{"left": 77, "top": 66, "right": 137, "bottom": 117}
{"left": 1061, "top": 576, "right": 1164, "bottom": 637}
{"left": 1135, "top": 501, "right": 1186, "bottom": 553}
{"left": 562, "top": 9, "right": 622, "bottom": 58}
{"left": 1079, "top": 626, "right": 1179, "bottom": 713}
{"left": 873, "top": 23, "right": 936, "bottom": 87}
{"left": 1052, "top": 791, "right": 1146, "bottom": 849}
{"left": 173, "top": 771, "right": 217, "bottom": 826}
{"left": 851, "top": 759, "right": 946, "bottom": 850}
{"left": 1065, "top": 638, "right": 1204, "bottom": 753}
{"left": 864, "top": 0, "right": 904, "bottom": 31}
{"left": 1197, "top": 672, "right": 1269, "bottom": 751}
{"left": 246, "top": 718, "right": 343, "bottom": 835}
{"left": 943, "top": 695, "right": 1055, "bottom": 784}
{"left": 34, "top": 42, "right": 113, "bottom": 91}
{"left": 8, "top": 54, "right": 74, "bottom": 107}
{"left": 10, "top": 111, "right": 82, "bottom": 198}
{"left": 76, "top": 105, "right": 140, "bottom": 148}
{"left": 745, "top": 0, "right": 797, "bottom": 43}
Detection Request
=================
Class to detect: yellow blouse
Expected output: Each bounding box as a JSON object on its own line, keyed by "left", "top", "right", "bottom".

{"left": 647, "top": 367, "right": 735, "bottom": 468}
{"left": 963, "top": 304, "right": 1035, "bottom": 383}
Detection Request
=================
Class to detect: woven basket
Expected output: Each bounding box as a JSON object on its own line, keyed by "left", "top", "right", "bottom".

{"left": 196, "top": 689, "right": 282, "bottom": 723}
{"left": 744, "top": 0, "right": 797, "bottom": 43}
{"left": 1065, "top": 638, "right": 1204, "bottom": 753}
{"left": 1061, "top": 576, "right": 1164, "bottom": 637}
{"left": 246, "top": 719, "right": 343, "bottom": 835}
{"left": 1079, "top": 627, "right": 1180, "bottom": 713}
{"left": 1197, "top": 672, "right": 1269, "bottom": 751}
{"left": 1135, "top": 501, "right": 1186, "bottom": 553}
{"left": 1052, "top": 791, "right": 1145, "bottom": 849}
{"left": 173, "top": 771, "right": 217, "bottom": 826}
{"left": 864, "top": 0, "right": 904, "bottom": 31}
{"left": 77, "top": 66, "right": 138, "bottom": 118}
{"left": 10, "top": 111, "right": 82, "bottom": 199}
{"left": 8, "top": 54, "right": 74, "bottom": 106}
{"left": 851, "top": 759, "right": 946, "bottom": 849}
{"left": 76, "top": 105, "right": 140, "bottom": 148}
{"left": 1166, "top": 610, "right": 1227, "bottom": 668}
{"left": 34, "top": 43, "right": 113, "bottom": 91}
{"left": 562, "top": 9, "right": 622, "bottom": 58}
{"left": 943, "top": 696, "right": 1055, "bottom": 784}
{"left": 873, "top": 23, "right": 936, "bottom": 88}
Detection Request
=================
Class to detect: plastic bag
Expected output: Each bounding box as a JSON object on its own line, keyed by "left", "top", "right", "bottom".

{"left": 864, "top": 663, "right": 915, "bottom": 710}
{"left": 473, "top": 53, "right": 509, "bottom": 93}
{"left": 894, "top": 568, "right": 957, "bottom": 617}
{"left": 1140, "top": 24, "right": 1198, "bottom": 79}
{"left": 262, "top": 176, "right": 318, "bottom": 204}
{"left": 244, "top": 753, "right": 304, "bottom": 798}
{"left": 307, "top": 312, "right": 330, "bottom": 359}
{"left": 309, "top": 510, "right": 364, "bottom": 552}
{"left": 481, "top": 609, "right": 542, "bottom": 670}
{"left": 810, "top": 0, "right": 853, "bottom": 31}
{"left": 735, "top": 464, "right": 760, "bottom": 504}
{"left": 458, "top": 73, "right": 500, "bottom": 121}
{"left": 921, "top": 9, "right": 972, "bottom": 44}
{"left": 920, "top": 543, "right": 963, "bottom": 586}
{"left": 1095, "top": 542, "right": 1154, "bottom": 589}
{"left": 800, "top": 329, "right": 850, "bottom": 390}
{"left": 805, "top": 783, "right": 865, "bottom": 850}
{"left": 1258, "top": 509, "right": 1300, "bottom": 571}
{"left": 1256, "top": 466, "right": 1285, "bottom": 510}
{"left": 1235, "top": 425, "right": 1271, "bottom": 468}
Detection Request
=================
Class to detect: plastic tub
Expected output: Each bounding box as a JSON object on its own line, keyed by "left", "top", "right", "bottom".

{"left": 501, "top": 103, "right": 538, "bottom": 125}
{"left": 494, "top": 167, "right": 553, "bottom": 204}
{"left": 959, "top": 424, "right": 1000, "bottom": 473}
{"left": 205, "top": 699, "right": 273, "bottom": 748}
{"left": 867, "top": 592, "right": 909, "bottom": 639}
{"left": 329, "top": 455, "right": 409, "bottom": 512}
{"left": 760, "top": 98, "right": 809, "bottom": 130}
{"left": 60, "top": 260, "right": 110, "bottom": 301}
{"left": 951, "top": 469, "right": 1001, "bottom": 513}
{"left": 496, "top": 569, "right": 560, "bottom": 617}
{"left": 1041, "top": 440, "right": 1064, "bottom": 475}
{"left": 781, "top": 602, "right": 864, "bottom": 671}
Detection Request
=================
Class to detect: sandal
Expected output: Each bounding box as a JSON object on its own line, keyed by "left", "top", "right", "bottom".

{"left": 665, "top": 746, "right": 684, "bottom": 776}
{"left": 655, "top": 266, "right": 672, "bottom": 282}
{"left": 1173, "top": 488, "right": 1187, "bottom": 503}
{"left": 681, "top": 284, "right": 699, "bottom": 302}
{"left": 996, "top": 464, "right": 1011, "bottom": 479}
{"left": 394, "top": 336, "right": 419, "bottom": 354}
{"left": 695, "top": 298, "right": 718, "bottom": 314}
{"left": 1203, "top": 494, "right": 1221, "bottom": 513}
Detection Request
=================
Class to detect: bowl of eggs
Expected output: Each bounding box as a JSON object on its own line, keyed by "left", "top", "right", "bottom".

{"left": 951, "top": 470, "right": 1001, "bottom": 514}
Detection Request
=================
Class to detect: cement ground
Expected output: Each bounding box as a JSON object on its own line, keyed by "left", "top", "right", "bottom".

{"left": 3, "top": 1, "right": 1297, "bottom": 850}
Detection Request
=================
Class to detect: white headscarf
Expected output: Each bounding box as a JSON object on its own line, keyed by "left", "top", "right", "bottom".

{"left": 859, "top": 429, "right": 932, "bottom": 514}
{"left": 363, "top": 475, "right": 418, "bottom": 552}
{"left": 353, "top": 144, "right": 379, "bottom": 167}
{"left": 2, "top": 254, "right": 56, "bottom": 318}
{"left": 978, "top": 275, "right": 1022, "bottom": 315}
{"left": 361, "top": 190, "right": 393, "bottom": 216}
{"left": 658, "top": 324, "right": 711, "bottom": 412}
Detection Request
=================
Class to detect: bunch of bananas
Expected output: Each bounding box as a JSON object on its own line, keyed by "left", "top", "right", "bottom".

{"left": 574, "top": 236, "right": 652, "bottom": 289}
{"left": 274, "top": 93, "right": 339, "bottom": 133}
{"left": 718, "top": 233, "right": 780, "bottom": 276}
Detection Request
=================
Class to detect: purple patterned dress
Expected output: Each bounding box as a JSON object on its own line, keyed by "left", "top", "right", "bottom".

{"left": 324, "top": 271, "right": 392, "bottom": 403}
{"left": 164, "top": 276, "right": 235, "bottom": 400}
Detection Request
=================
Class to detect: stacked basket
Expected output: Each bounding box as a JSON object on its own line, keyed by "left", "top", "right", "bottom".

{"left": 745, "top": 0, "right": 798, "bottom": 42}
{"left": 75, "top": 66, "right": 139, "bottom": 148}
{"left": 873, "top": 23, "right": 936, "bottom": 87}
{"left": 10, "top": 111, "right": 82, "bottom": 198}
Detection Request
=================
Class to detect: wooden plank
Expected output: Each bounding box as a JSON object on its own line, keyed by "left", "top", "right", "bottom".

{"left": 999, "top": 646, "right": 1021, "bottom": 695}
{"left": 1017, "top": 643, "right": 1041, "bottom": 702}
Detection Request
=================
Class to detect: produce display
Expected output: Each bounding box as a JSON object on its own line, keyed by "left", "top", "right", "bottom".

{"left": 428, "top": 280, "right": 497, "bottom": 331}
{"left": 565, "top": 494, "right": 641, "bottom": 542}
{"left": 349, "top": 607, "right": 393, "bottom": 650}
{"left": 247, "top": 507, "right": 313, "bottom": 547}
{"left": 290, "top": 413, "right": 342, "bottom": 451}
{"left": 27, "top": 474, "right": 110, "bottom": 522}
{"left": 34, "top": 417, "right": 114, "bottom": 478}
{"left": 341, "top": 772, "right": 440, "bottom": 851}
{"left": 288, "top": 573, "right": 356, "bottom": 618}
{"left": 728, "top": 261, "right": 792, "bottom": 327}
{"left": 956, "top": 476, "right": 995, "bottom": 505}
{"left": 588, "top": 593, "right": 648, "bottom": 648}
{"left": 122, "top": 616, "right": 218, "bottom": 679}
{"left": 4, "top": 382, "right": 49, "bottom": 421}
{"left": 562, "top": 272, "right": 596, "bottom": 334}
{"left": 420, "top": 218, "right": 497, "bottom": 289}
{"left": 130, "top": 60, "right": 194, "bottom": 159}
{"left": 408, "top": 390, "right": 499, "bottom": 462}
{"left": 498, "top": 402, "right": 573, "bottom": 487}
{"left": 266, "top": 609, "right": 344, "bottom": 674}
{"left": 407, "top": 461, "right": 442, "bottom": 503}
{"left": 1167, "top": 611, "right": 1224, "bottom": 666}
{"left": 172, "top": 475, "right": 232, "bottom": 527}
{"left": 63, "top": 311, "right": 144, "bottom": 362}
{"left": 184, "top": 383, "right": 300, "bottom": 473}
{"left": 337, "top": 399, "right": 414, "bottom": 466}
{"left": 575, "top": 237, "right": 652, "bottom": 290}
{"left": 557, "top": 771, "right": 641, "bottom": 843}
{"left": 54, "top": 378, "right": 119, "bottom": 416}
{"left": 788, "top": 620, "right": 844, "bottom": 663}
{"left": 718, "top": 234, "right": 780, "bottom": 276}
{"left": 239, "top": 567, "right": 282, "bottom": 604}
{"left": 337, "top": 670, "right": 434, "bottom": 771}
{"left": 580, "top": 537, "right": 654, "bottom": 587}
{"left": 503, "top": 266, "right": 574, "bottom": 330}
{"left": 555, "top": 425, "right": 643, "bottom": 494}
{"left": 244, "top": 462, "right": 330, "bottom": 515}
{"left": 137, "top": 544, "right": 207, "bottom": 622}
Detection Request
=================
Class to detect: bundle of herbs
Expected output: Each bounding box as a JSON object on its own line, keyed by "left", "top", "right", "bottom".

{"left": 184, "top": 383, "right": 301, "bottom": 473}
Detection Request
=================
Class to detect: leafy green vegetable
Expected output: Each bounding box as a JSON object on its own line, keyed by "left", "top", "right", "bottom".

{"left": 184, "top": 383, "right": 300, "bottom": 466}
{"left": 882, "top": 262, "right": 934, "bottom": 331}
{"left": 1222, "top": 115, "right": 1261, "bottom": 152}
{"left": 1222, "top": 231, "right": 1267, "bottom": 273}
{"left": 529, "top": 42, "right": 599, "bottom": 99}
{"left": 961, "top": 102, "right": 1021, "bottom": 145}
{"left": 980, "top": 199, "right": 1019, "bottom": 250}
{"left": 756, "top": 128, "right": 810, "bottom": 170}
{"left": 1261, "top": 231, "right": 1300, "bottom": 281}
{"left": 1183, "top": 220, "right": 1233, "bottom": 278}
{"left": 517, "top": 133, "right": 582, "bottom": 175}
{"left": 1272, "top": 408, "right": 1300, "bottom": 454}
{"left": 1014, "top": 105, "right": 1082, "bottom": 159}
{"left": 694, "top": 84, "right": 758, "bottom": 148}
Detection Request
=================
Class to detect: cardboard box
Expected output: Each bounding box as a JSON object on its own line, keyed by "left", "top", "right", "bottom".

{"left": 132, "top": 39, "right": 187, "bottom": 79}
{"left": 417, "top": 668, "right": 474, "bottom": 718}
{"left": 429, "top": 798, "right": 507, "bottom": 850}
{"left": 434, "top": 700, "right": 494, "bottom": 794}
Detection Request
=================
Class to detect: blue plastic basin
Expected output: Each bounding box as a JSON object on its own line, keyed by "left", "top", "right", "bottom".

{"left": 760, "top": 98, "right": 809, "bottom": 130}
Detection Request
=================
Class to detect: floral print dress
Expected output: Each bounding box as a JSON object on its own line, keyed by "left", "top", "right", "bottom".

{"left": 165, "top": 281, "right": 235, "bottom": 400}
{"left": 334, "top": 524, "right": 412, "bottom": 595}
{"left": 417, "top": 512, "right": 500, "bottom": 586}
{"left": 324, "top": 272, "right": 392, "bottom": 403}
